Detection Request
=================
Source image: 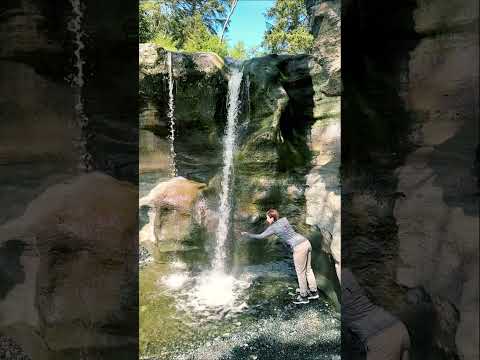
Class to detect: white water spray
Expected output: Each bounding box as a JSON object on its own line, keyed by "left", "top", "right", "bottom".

{"left": 213, "top": 68, "right": 243, "bottom": 270}
{"left": 68, "top": 0, "right": 92, "bottom": 171}
{"left": 167, "top": 52, "right": 177, "bottom": 177}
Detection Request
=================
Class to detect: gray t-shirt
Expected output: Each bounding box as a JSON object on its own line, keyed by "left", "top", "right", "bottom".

{"left": 245, "top": 217, "right": 307, "bottom": 249}
{"left": 342, "top": 268, "right": 399, "bottom": 344}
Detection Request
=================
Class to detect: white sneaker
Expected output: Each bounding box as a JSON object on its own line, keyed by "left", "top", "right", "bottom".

{"left": 296, "top": 288, "right": 319, "bottom": 299}
{"left": 293, "top": 294, "right": 310, "bottom": 304}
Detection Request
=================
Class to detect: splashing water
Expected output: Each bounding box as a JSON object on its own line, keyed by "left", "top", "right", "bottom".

{"left": 194, "top": 271, "right": 237, "bottom": 307}
{"left": 167, "top": 52, "right": 177, "bottom": 177}
{"left": 213, "top": 68, "right": 243, "bottom": 271}
{"left": 68, "top": 0, "right": 92, "bottom": 172}
{"left": 162, "top": 269, "right": 252, "bottom": 314}
{"left": 162, "top": 273, "right": 189, "bottom": 290}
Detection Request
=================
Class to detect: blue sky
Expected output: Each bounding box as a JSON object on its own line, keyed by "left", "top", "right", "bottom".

{"left": 224, "top": 0, "right": 274, "bottom": 49}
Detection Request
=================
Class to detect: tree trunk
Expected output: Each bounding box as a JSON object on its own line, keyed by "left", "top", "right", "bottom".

{"left": 220, "top": 0, "right": 239, "bottom": 42}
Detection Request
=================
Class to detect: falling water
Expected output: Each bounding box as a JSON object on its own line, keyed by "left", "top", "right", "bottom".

{"left": 213, "top": 68, "right": 244, "bottom": 270}
{"left": 157, "top": 67, "right": 254, "bottom": 311}
{"left": 68, "top": 0, "right": 92, "bottom": 171}
{"left": 167, "top": 52, "right": 177, "bottom": 177}
{"left": 245, "top": 73, "right": 251, "bottom": 125}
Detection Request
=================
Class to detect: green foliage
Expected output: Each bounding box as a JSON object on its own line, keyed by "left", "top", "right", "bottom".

{"left": 140, "top": 0, "right": 253, "bottom": 59}
{"left": 139, "top": 0, "right": 231, "bottom": 47}
{"left": 139, "top": 0, "right": 167, "bottom": 43}
{"left": 229, "top": 41, "right": 248, "bottom": 60}
{"left": 247, "top": 45, "right": 269, "bottom": 59}
{"left": 263, "top": 0, "right": 314, "bottom": 54}
{"left": 183, "top": 14, "right": 229, "bottom": 57}
{"left": 152, "top": 33, "right": 178, "bottom": 51}
{"left": 173, "top": 0, "right": 230, "bottom": 35}
{"left": 140, "top": 0, "right": 313, "bottom": 59}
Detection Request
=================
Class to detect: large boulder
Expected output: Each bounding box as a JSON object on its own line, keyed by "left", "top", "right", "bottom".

{"left": 139, "top": 177, "right": 208, "bottom": 244}
{"left": 0, "top": 172, "right": 137, "bottom": 359}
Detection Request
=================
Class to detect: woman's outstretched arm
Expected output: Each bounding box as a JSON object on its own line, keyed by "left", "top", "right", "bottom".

{"left": 242, "top": 223, "right": 276, "bottom": 240}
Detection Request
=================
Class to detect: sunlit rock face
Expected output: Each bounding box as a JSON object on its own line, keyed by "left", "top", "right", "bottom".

{"left": 0, "top": 172, "right": 137, "bottom": 359}
{"left": 140, "top": 43, "right": 226, "bottom": 77}
{"left": 305, "top": 0, "right": 341, "bottom": 94}
{"left": 306, "top": 120, "right": 340, "bottom": 265}
{"left": 304, "top": 0, "right": 341, "bottom": 266}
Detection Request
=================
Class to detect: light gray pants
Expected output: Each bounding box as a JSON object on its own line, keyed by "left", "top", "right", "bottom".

{"left": 366, "top": 321, "right": 411, "bottom": 360}
{"left": 293, "top": 240, "right": 317, "bottom": 296}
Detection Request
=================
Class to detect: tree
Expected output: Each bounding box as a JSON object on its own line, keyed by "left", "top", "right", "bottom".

{"left": 139, "top": 1, "right": 165, "bottom": 42}
{"left": 247, "top": 45, "right": 268, "bottom": 59}
{"left": 139, "top": 0, "right": 249, "bottom": 59}
{"left": 151, "top": 33, "right": 178, "bottom": 51}
{"left": 139, "top": 0, "right": 234, "bottom": 47}
{"left": 183, "top": 14, "right": 229, "bottom": 57}
{"left": 263, "top": 0, "right": 314, "bottom": 54}
{"left": 229, "top": 41, "right": 247, "bottom": 60}
{"left": 171, "top": 0, "right": 230, "bottom": 34}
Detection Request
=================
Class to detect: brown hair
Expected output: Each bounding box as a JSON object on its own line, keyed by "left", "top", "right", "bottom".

{"left": 266, "top": 209, "right": 279, "bottom": 222}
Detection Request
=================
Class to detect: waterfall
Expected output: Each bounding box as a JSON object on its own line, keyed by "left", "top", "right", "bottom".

{"left": 68, "top": 0, "right": 92, "bottom": 172}
{"left": 245, "top": 73, "right": 251, "bottom": 124}
{"left": 167, "top": 52, "right": 177, "bottom": 177}
{"left": 213, "top": 68, "right": 243, "bottom": 270}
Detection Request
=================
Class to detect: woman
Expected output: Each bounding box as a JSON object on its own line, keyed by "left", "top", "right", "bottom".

{"left": 342, "top": 268, "right": 411, "bottom": 360}
{"left": 241, "top": 209, "right": 319, "bottom": 304}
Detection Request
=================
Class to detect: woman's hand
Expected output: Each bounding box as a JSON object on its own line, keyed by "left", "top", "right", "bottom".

{"left": 239, "top": 232, "right": 251, "bottom": 242}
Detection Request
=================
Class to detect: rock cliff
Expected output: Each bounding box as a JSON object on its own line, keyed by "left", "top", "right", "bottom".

{"left": 341, "top": 0, "right": 478, "bottom": 358}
